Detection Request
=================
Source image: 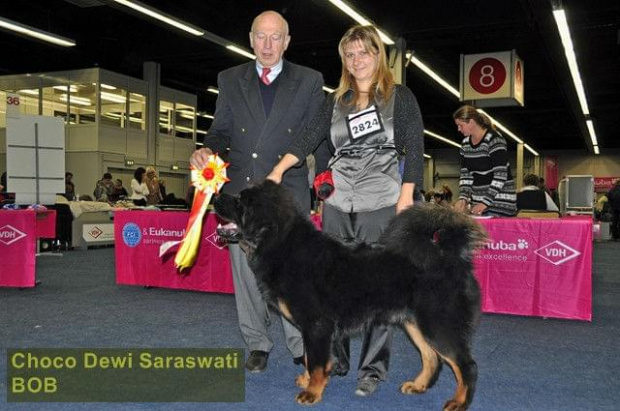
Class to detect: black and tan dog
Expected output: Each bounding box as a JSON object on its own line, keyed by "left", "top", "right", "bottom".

{"left": 214, "top": 180, "right": 486, "bottom": 411}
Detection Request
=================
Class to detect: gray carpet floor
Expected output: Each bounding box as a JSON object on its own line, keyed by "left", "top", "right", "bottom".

{"left": 1, "top": 241, "right": 619, "bottom": 410}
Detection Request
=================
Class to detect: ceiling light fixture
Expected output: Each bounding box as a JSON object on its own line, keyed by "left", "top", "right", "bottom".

{"left": 0, "top": 16, "right": 76, "bottom": 47}
{"left": 100, "top": 92, "right": 126, "bottom": 103}
{"left": 225, "top": 45, "right": 256, "bottom": 60}
{"left": 552, "top": 7, "right": 598, "bottom": 153}
{"left": 407, "top": 53, "right": 460, "bottom": 98}
{"left": 60, "top": 94, "right": 91, "bottom": 106}
{"left": 112, "top": 0, "right": 204, "bottom": 36}
{"left": 327, "top": 0, "right": 394, "bottom": 45}
{"left": 206, "top": 87, "right": 219, "bottom": 95}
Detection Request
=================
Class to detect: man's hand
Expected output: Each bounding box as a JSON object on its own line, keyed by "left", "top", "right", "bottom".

{"left": 190, "top": 148, "right": 214, "bottom": 170}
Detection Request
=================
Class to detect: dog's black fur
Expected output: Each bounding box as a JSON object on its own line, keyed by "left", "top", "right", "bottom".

{"left": 214, "top": 180, "right": 486, "bottom": 411}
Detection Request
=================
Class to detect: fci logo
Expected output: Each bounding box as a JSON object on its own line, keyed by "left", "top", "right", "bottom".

{"left": 534, "top": 240, "right": 581, "bottom": 265}
{"left": 0, "top": 225, "right": 27, "bottom": 245}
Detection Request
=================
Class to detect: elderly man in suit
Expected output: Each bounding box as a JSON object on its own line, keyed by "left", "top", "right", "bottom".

{"left": 190, "top": 10, "right": 324, "bottom": 373}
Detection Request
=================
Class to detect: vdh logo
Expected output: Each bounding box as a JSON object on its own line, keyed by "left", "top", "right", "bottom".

{"left": 0, "top": 225, "right": 27, "bottom": 245}
{"left": 484, "top": 238, "right": 529, "bottom": 251}
{"left": 534, "top": 241, "right": 581, "bottom": 265}
{"left": 205, "top": 231, "right": 228, "bottom": 250}
{"left": 88, "top": 226, "right": 103, "bottom": 239}
{"left": 122, "top": 222, "right": 142, "bottom": 247}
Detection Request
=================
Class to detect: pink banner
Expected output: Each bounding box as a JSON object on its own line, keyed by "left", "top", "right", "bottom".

{"left": 594, "top": 177, "right": 620, "bottom": 192}
{"left": 114, "top": 211, "right": 234, "bottom": 294}
{"left": 0, "top": 210, "right": 36, "bottom": 287}
{"left": 474, "top": 216, "right": 592, "bottom": 321}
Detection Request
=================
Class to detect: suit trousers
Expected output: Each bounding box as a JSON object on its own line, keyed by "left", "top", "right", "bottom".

{"left": 322, "top": 203, "right": 396, "bottom": 381}
{"left": 228, "top": 243, "right": 304, "bottom": 357}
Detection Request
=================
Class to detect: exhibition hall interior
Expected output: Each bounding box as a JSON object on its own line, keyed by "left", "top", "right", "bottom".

{"left": 1, "top": 1, "right": 619, "bottom": 410}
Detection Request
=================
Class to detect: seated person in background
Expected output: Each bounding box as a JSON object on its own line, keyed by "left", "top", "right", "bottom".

{"left": 64, "top": 172, "right": 76, "bottom": 201}
{"left": 441, "top": 184, "right": 453, "bottom": 203}
{"left": 432, "top": 191, "right": 450, "bottom": 207}
{"left": 108, "top": 179, "right": 128, "bottom": 202}
{"left": 517, "top": 174, "right": 559, "bottom": 212}
{"left": 93, "top": 173, "right": 114, "bottom": 201}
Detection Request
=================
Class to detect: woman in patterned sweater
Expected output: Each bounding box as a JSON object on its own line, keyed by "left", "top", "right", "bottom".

{"left": 452, "top": 105, "right": 516, "bottom": 217}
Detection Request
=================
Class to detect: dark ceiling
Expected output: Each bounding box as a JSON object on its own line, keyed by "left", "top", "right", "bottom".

{"left": 1, "top": 0, "right": 619, "bottom": 153}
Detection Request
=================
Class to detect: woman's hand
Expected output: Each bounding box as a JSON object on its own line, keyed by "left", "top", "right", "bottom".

{"left": 453, "top": 199, "right": 468, "bottom": 213}
{"left": 265, "top": 169, "right": 283, "bottom": 184}
{"left": 265, "top": 154, "right": 301, "bottom": 185}
{"left": 396, "top": 193, "right": 414, "bottom": 214}
{"left": 470, "top": 203, "right": 488, "bottom": 216}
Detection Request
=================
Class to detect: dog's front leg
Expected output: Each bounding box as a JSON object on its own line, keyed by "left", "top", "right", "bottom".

{"left": 295, "top": 323, "right": 333, "bottom": 405}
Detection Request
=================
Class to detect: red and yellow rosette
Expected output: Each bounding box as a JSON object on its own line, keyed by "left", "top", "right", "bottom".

{"left": 161, "top": 154, "right": 229, "bottom": 272}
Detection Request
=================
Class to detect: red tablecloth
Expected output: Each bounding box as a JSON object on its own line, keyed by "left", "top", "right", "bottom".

{"left": 474, "top": 216, "right": 592, "bottom": 321}
{"left": 114, "top": 211, "right": 234, "bottom": 294}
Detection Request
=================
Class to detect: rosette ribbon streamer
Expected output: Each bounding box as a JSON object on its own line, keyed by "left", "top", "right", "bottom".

{"left": 160, "top": 154, "right": 229, "bottom": 271}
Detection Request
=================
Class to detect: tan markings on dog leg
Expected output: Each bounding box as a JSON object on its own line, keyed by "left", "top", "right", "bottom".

{"left": 295, "top": 366, "right": 329, "bottom": 405}
{"left": 400, "top": 321, "right": 440, "bottom": 394}
{"left": 295, "top": 369, "right": 310, "bottom": 389}
{"left": 439, "top": 355, "right": 468, "bottom": 411}
{"left": 277, "top": 299, "right": 294, "bottom": 323}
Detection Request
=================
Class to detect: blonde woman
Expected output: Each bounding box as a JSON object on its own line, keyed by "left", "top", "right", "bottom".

{"left": 267, "top": 25, "right": 424, "bottom": 396}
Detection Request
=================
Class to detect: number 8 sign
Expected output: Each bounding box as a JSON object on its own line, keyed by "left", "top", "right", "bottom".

{"left": 469, "top": 57, "right": 506, "bottom": 94}
{"left": 460, "top": 50, "right": 524, "bottom": 107}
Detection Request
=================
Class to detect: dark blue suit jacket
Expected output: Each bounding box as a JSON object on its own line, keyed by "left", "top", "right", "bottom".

{"left": 203, "top": 60, "right": 324, "bottom": 210}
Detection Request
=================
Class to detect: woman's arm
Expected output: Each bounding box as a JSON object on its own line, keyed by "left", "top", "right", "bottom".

{"left": 267, "top": 97, "right": 335, "bottom": 183}
{"left": 395, "top": 86, "right": 424, "bottom": 210}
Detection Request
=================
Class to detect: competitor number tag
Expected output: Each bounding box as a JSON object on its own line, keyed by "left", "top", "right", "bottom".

{"left": 346, "top": 105, "right": 383, "bottom": 140}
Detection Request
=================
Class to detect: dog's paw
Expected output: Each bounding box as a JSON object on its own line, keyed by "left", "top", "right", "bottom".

{"left": 443, "top": 399, "right": 467, "bottom": 411}
{"left": 295, "top": 390, "right": 322, "bottom": 405}
{"left": 295, "top": 373, "right": 310, "bottom": 388}
{"left": 400, "top": 380, "right": 427, "bottom": 394}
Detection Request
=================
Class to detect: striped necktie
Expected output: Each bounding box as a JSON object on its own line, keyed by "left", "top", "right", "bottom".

{"left": 260, "top": 67, "right": 271, "bottom": 85}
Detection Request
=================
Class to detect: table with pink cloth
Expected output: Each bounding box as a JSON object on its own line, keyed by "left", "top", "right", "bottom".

{"left": 114, "top": 210, "right": 592, "bottom": 321}
{"left": 114, "top": 210, "right": 234, "bottom": 294}
{"left": 474, "top": 216, "right": 592, "bottom": 321}
{"left": 0, "top": 209, "right": 56, "bottom": 288}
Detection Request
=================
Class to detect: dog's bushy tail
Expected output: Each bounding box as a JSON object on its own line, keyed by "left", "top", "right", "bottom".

{"left": 379, "top": 204, "right": 487, "bottom": 271}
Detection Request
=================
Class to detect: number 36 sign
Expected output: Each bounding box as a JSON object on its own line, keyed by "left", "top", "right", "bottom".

{"left": 460, "top": 50, "right": 524, "bottom": 107}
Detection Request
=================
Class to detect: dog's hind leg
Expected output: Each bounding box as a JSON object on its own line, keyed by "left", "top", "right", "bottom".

{"left": 295, "top": 321, "right": 333, "bottom": 405}
{"left": 431, "top": 338, "right": 477, "bottom": 411}
{"left": 400, "top": 321, "right": 441, "bottom": 395}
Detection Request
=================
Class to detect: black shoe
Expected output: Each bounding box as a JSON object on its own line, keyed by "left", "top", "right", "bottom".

{"left": 246, "top": 350, "right": 269, "bottom": 373}
{"left": 293, "top": 356, "right": 304, "bottom": 366}
{"left": 330, "top": 366, "right": 349, "bottom": 377}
